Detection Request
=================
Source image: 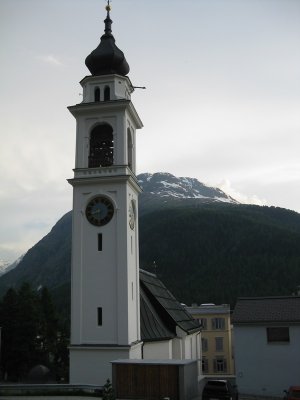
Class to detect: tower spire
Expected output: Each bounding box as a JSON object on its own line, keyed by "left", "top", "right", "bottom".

{"left": 104, "top": 1, "right": 112, "bottom": 36}
{"left": 85, "top": 1, "right": 130, "bottom": 76}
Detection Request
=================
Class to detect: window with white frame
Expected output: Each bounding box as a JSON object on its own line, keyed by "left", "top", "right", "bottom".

{"left": 213, "top": 357, "right": 227, "bottom": 373}
{"left": 198, "top": 318, "right": 207, "bottom": 330}
{"left": 212, "top": 317, "right": 225, "bottom": 330}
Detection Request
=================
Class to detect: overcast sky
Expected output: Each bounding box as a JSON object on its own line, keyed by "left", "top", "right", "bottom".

{"left": 1, "top": 0, "right": 300, "bottom": 263}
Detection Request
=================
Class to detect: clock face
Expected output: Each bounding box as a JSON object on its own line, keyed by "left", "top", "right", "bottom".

{"left": 86, "top": 196, "right": 114, "bottom": 226}
{"left": 129, "top": 200, "right": 135, "bottom": 230}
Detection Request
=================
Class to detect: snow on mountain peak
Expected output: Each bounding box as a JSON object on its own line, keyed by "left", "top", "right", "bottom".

{"left": 0, "top": 254, "right": 25, "bottom": 276}
{"left": 138, "top": 172, "right": 238, "bottom": 204}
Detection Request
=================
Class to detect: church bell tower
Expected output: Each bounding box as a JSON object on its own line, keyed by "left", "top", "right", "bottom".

{"left": 68, "top": 3, "right": 143, "bottom": 385}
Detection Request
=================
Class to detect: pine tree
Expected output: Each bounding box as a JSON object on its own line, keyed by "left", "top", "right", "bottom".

{"left": 0, "top": 288, "right": 19, "bottom": 381}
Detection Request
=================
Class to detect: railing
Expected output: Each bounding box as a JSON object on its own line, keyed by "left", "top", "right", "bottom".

{"left": 73, "top": 165, "right": 130, "bottom": 179}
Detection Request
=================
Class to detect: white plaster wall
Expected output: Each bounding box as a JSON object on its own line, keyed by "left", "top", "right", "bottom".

{"left": 126, "top": 191, "right": 140, "bottom": 343}
{"left": 143, "top": 340, "right": 172, "bottom": 359}
{"left": 69, "top": 347, "right": 131, "bottom": 385}
{"left": 71, "top": 179, "right": 140, "bottom": 346}
{"left": 129, "top": 341, "right": 143, "bottom": 359}
{"left": 172, "top": 337, "right": 183, "bottom": 359}
{"left": 235, "top": 325, "right": 300, "bottom": 396}
{"left": 81, "top": 75, "right": 132, "bottom": 103}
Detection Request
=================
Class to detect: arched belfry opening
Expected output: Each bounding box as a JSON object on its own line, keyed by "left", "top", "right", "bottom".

{"left": 88, "top": 124, "right": 114, "bottom": 167}
{"left": 127, "top": 128, "right": 133, "bottom": 170}
{"left": 94, "top": 87, "right": 100, "bottom": 102}
{"left": 104, "top": 86, "right": 110, "bottom": 101}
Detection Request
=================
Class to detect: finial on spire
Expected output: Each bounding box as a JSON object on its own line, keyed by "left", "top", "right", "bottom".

{"left": 105, "top": 0, "right": 111, "bottom": 13}
{"left": 104, "top": 0, "right": 112, "bottom": 35}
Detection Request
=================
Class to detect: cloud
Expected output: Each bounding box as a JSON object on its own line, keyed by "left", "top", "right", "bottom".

{"left": 23, "top": 220, "right": 50, "bottom": 230}
{"left": 217, "top": 179, "right": 267, "bottom": 206}
{"left": 37, "top": 54, "right": 64, "bottom": 67}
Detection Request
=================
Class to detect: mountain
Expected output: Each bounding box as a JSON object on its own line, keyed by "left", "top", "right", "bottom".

{"left": 0, "top": 260, "right": 11, "bottom": 276}
{"left": 0, "top": 212, "right": 71, "bottom": 295}
{"left": 138, "top": 173, "right": 237, "bottom": 213}
{"left": 0, "top": 255, "right": 25, "bottom": 276}
{"left": 0, "top": 172, "right": 300, "bottom": 315}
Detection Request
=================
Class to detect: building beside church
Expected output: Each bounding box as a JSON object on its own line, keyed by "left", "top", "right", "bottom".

{"left": 186, "top": 303, "right": 235, "bottom": 376}
{"left": 67, "top": 3, "right": 201, "bottom": 389}
{"left": 232, "top": 296, "right": 300, "bottom": 397}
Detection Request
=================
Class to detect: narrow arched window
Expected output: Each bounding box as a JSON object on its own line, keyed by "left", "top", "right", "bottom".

{"left": 104, "top": 86, "right": 110, "bottom": 101}
{"left": 88, "top": 124, "right": 114, "bottom": 168}
{"left": 127, "top": 128, "right": 133, "bottom": 170}
{"left": 94, "top": 87, "right": 100, "bottom": 102}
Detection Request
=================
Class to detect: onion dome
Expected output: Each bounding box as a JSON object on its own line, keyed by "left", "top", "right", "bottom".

{"left": 85, "top": 3, "right": 130, "bottom": 76}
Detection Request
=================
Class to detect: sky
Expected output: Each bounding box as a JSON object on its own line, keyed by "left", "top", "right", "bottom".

{"left": 0, "top": 0, "right": 300, "bottom": 263}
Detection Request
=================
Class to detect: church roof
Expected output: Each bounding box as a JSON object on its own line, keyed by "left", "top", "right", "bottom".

{"left": 140, "top": 269, "right": 201, "bottom": 341}
{"left": 232, "top": 296, "right": 300, "bottom": 324}
{"left": 85, "top": 4, "right": 130, "bottom": 77}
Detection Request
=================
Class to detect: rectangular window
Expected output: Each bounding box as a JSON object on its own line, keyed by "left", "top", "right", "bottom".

{"left": 215, "top": 337, "right": 224, "bottom": 352}
{"left": 212, "top": 318, "right": 225, "bottom": 330}
{"left": 98, "top": 234, "right": 102, "bottom": 251}
{"left": 97, "top": 307, "right": 102, "bottom": 326}
{"left": 213, "top": 357, "right": 227, "bottom": 373}
{"left": 202, "top": 357, "right": 209, "bottom": 373}
{"left": 267, "top": 327, "right": 290, "bottom": 343}
{"left": 202, "top": 338, "right": 208, "bottom": 352}
{"left": 198, "top": 318, "right": 207, "bottom": 330}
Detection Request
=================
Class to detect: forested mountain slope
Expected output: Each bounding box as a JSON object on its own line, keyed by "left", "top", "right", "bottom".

{"left": 0, "top": 173, "right": 300, "bottom": 311}
{"left": 139, "top": 204, "right": 300, "bottom": 306}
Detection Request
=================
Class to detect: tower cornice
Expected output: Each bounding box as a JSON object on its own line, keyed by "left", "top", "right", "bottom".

{"left": 68, "top": 99, "right": 143, "bottom": 129}
{"left": 68, "top": 166, "right": 142, "bottom": 194}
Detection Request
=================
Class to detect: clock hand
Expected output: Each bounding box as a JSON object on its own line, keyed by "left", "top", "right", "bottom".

{"left": 91, "top": 209, "right": 101, "bottom": 215}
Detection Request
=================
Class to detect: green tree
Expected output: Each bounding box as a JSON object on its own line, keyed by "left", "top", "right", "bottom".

{"left": 0, "top": 283, "right": 69, "bottom": 382}
{"left": 0, "top": 288, "right": 19, "bottom": 381}
{"left": 39, "top": 287, "right": 59, "bottom": 364}
{"left": 14, "top": 283, "right": 41, "bottom": 380}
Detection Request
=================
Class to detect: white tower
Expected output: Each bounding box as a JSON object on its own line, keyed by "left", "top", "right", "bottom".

{"left": 68, "top": 4, "right": 143, "bottom": 385}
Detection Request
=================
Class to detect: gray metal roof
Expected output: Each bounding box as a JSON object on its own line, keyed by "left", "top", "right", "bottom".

{"left": 140, "top": 269, "right": 200, "bottom": 341}
{"left": 232, "top": 296, "right": 300, "bottom": 324}
{"left": 140, "top": 285, "right": 175, "bottom": 341}
{"left": 186, "top": 304, "right": 230, "bottom": 315}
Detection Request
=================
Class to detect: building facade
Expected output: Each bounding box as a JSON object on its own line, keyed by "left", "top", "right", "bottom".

{"left": 186, "top": 304, "right": 235, "bottom": 376}
{"left": 232, "top": 296, "right": 300, "bottom": 397}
